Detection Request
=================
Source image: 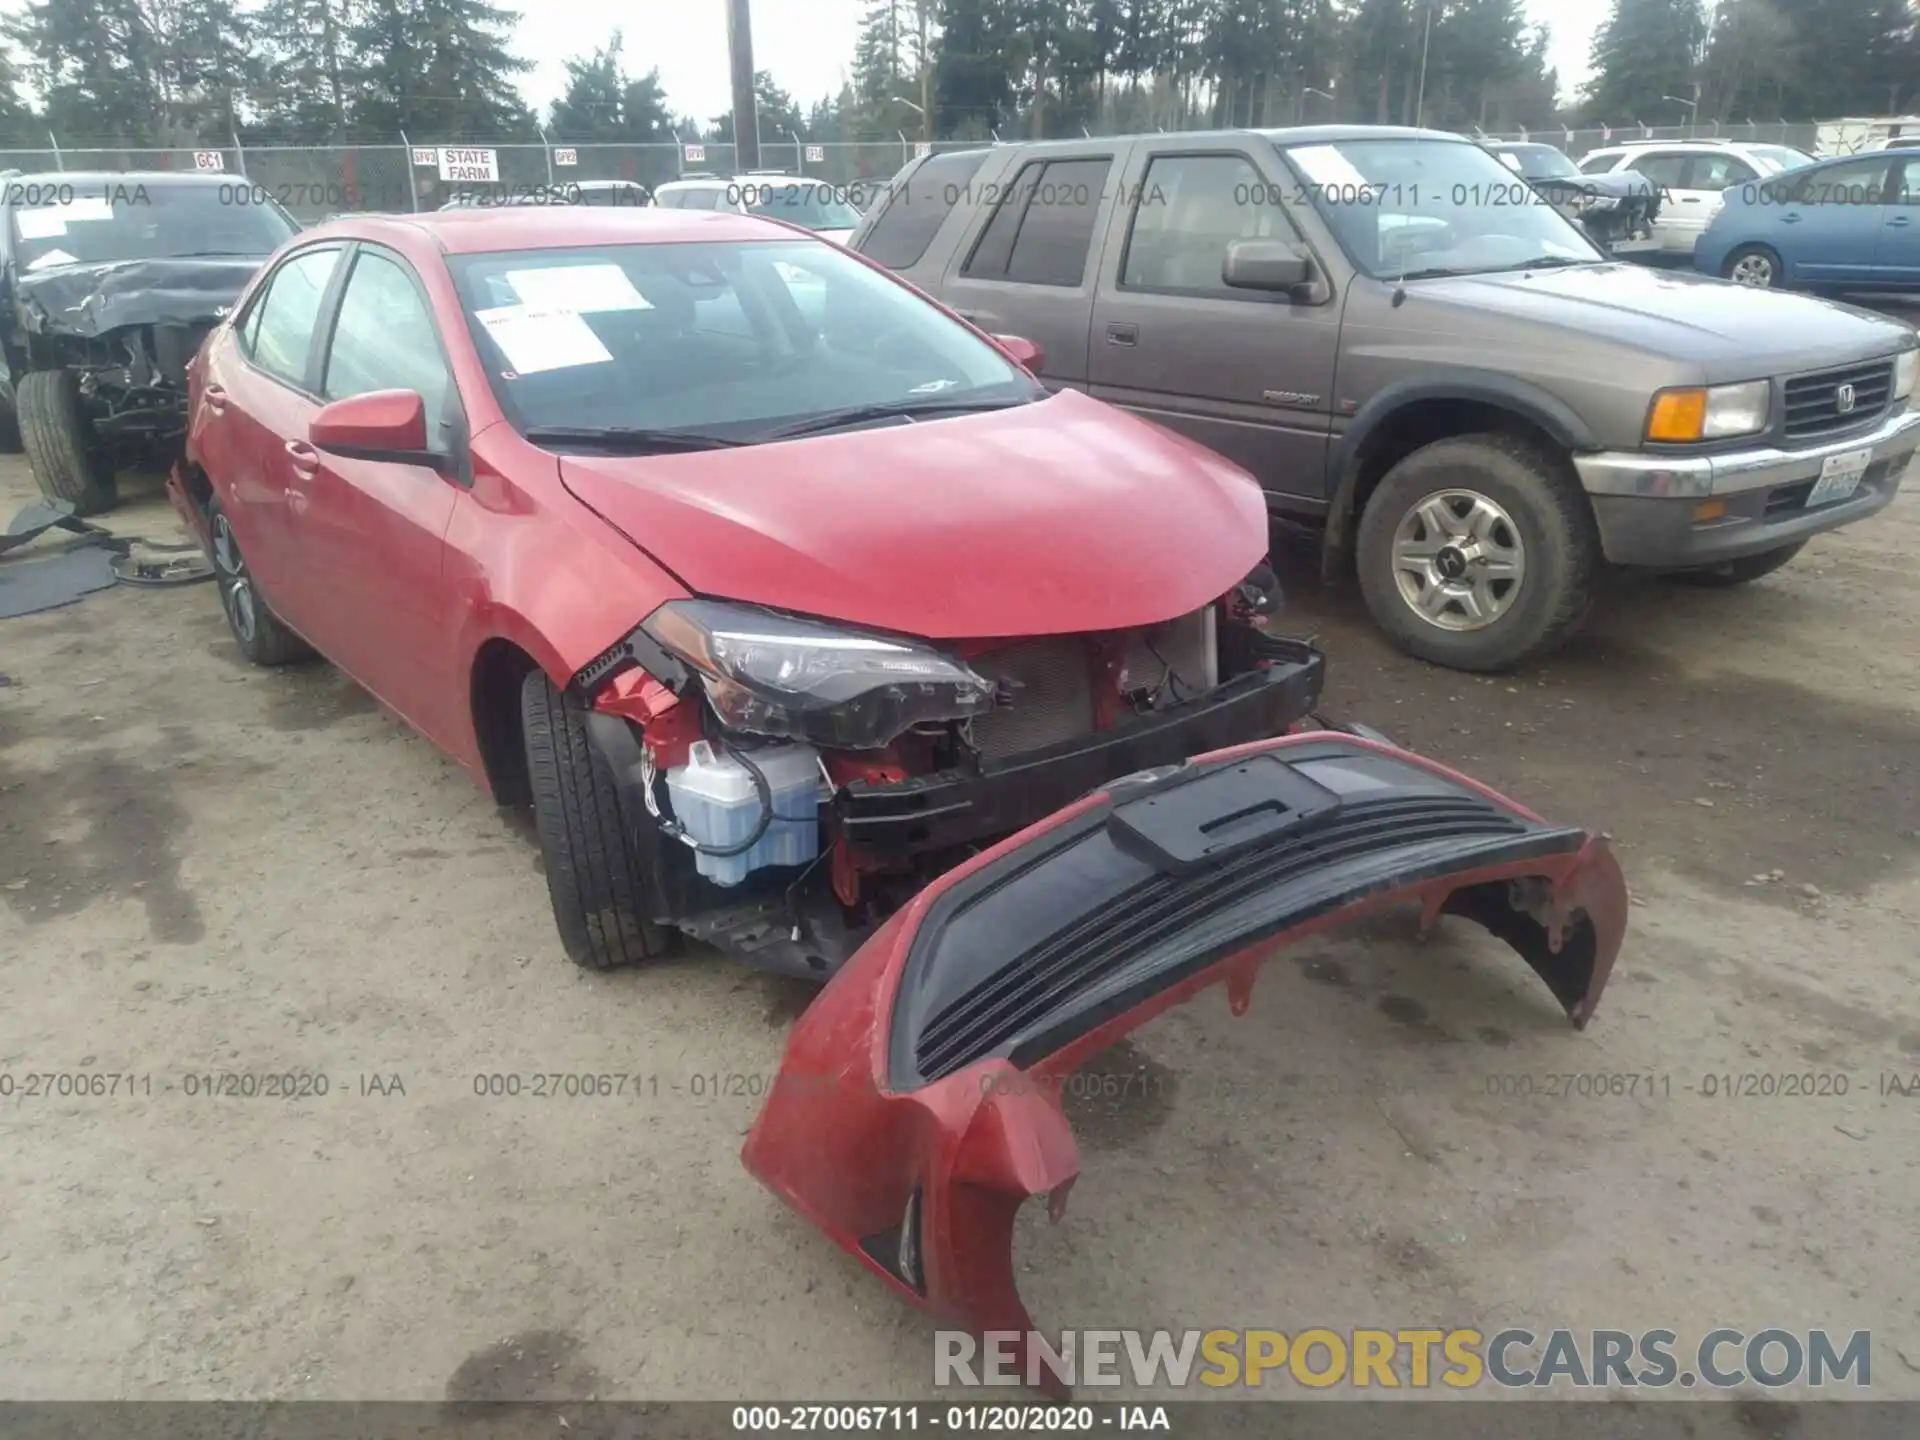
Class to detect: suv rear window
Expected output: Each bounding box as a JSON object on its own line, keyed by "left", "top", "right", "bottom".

{"left": 858, "top": 150, "right": 991, "bottom": 269}
{"left": 962, "top": 157, "right": 1114, "bottom": 287}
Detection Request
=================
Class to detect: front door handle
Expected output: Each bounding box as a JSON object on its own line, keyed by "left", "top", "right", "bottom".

{"left": 203, "top": 383, "right": 228, "bottom": 414}
{"left": 285, "top": 439, "right": 321, "bottom": 479}
{"left": 1780, "top": 213, "right": 1802, "bottom": 224}
{"left": 1889, "top": 215, "right": 1913, "bottom": 227}
{"left": 1106, "top": 322, "right": 1138, "bottom": 346}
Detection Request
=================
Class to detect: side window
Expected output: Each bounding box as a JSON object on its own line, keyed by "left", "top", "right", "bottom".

{"left": 654, "top": 191, "right": 683, "bottom": 209}
{"left": 680, "top": 189, "right": 721, "bottom": 211}
{"left": 321, "top": 250, "right": 455, "bottom": 438}
{"left": 963, "top": 157, "right": 1114, "bottom": 287}
{"left": 1626, "top": 153, "right": 1691, "bottom": 189}
{"left": 1693, "top": 154, "right": 1756, "bottom": 190}
{"left": 1577, "top": 152, "right": 1618, "bottom": 175}
{"left": 1892, "top": 160, "right": 1918, "bottom": 205}
{"left": 859, "top": 149, "right": 991, "bottom": 269}
{"left": 1120, "top": 153, "right": 1299, "bottom": 297}
{"left": 1789, "top": 159, "right": 1890, "bottom": 204}
{"left": 246, "top": 246, "right": 343, "bottom": 387}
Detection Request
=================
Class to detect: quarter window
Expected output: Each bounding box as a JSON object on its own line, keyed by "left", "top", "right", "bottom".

{"left": 246, "top": 246, "right": 343, "bottom": 387}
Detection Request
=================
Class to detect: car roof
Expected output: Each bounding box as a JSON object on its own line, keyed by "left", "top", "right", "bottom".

{"left": 298, "top": 205, "right": 809, "bottom": 254}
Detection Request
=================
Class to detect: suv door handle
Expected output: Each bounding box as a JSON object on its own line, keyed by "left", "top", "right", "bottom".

{"left": 1106, "top": 322, "right": 1138, "bottom": 346}
{"left": 284, "top": 439, "right": 320, "bottom": 478}
{"left": 203, "top": 383, "right": 228, "bottom": 414}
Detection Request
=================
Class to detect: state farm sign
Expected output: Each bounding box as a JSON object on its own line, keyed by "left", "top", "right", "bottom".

{"left": 437, "top": 147, "right": 499, "bottom": 182}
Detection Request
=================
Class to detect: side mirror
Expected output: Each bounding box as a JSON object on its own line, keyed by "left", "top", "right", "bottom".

{"left": 310, "top": 389, "right": 442, "bottom": 469}
{"left": 1223, "top": 238, "right": 1314, "bottom": 293}
{"left": 994, "top": 333, "right": 1045, "bottom": 373}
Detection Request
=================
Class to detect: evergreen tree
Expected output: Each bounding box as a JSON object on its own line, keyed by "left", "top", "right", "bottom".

{"left": 548, "top": 32, "right": 627, "bottom": 140}
{"left": 7, "top": 0, "right": 165, "bottom": 143}
{"left": 350, "top": 0, "right": 533, "bottom": 139}
{"left": 1581, "top": 0, "right": 1707, "bottom": 122}
{"left": 255, "top": 0, "right": 357, "bottom": 140}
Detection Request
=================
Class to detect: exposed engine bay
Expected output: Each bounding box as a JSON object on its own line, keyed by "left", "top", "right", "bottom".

{"left": 574, "top": 564, "right": 1324, "bottom": 980}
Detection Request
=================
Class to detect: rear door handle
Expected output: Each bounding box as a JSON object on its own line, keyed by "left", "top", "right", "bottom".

{"left": 284, "top": 439, "right": 320, "bottom": 478}
{"left": 1781, "top": 213, "right": 1802, "bottom": 224}
{"left": 203, "top": 383, "right": 228, "bottom": 414}
{"left": 1106, "top": 322, "right": 1138, "bottom": 346}
{"left": 1890, "top": 215, "right": 1913, "bottom": 227}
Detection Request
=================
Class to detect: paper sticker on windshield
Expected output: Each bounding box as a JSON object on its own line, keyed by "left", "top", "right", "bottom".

{"left": 504, "top": 264, "right": 652, "bottom": 313}
{"left": 1288, "top": 145, "right": 1373, "bottom": 193}
{"left": 14, "top": 212, "right": 67, "bottom": 239}
{"left": 26, "top": 249, "right": 77, "bottom": 270}
{"left": 474, "top": 305, "right": 612, "bottom": 374}
{"left": 1497, "top": 152, "right": 1524, "bottom": 172}
{"left": 54, "top": 197, "right": 115, "bottom": 221}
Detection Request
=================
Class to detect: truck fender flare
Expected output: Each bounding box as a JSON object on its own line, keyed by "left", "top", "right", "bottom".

{"left": 1321, "top": 371, "right": 1597, "bottom": 579}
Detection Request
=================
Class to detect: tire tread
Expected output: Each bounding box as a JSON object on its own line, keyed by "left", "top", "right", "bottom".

{"left": 18, "top": 369, "right": 116, "bottom": 515}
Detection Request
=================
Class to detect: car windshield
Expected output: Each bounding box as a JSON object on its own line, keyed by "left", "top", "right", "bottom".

{"left": 1495, "top": 145, "right": 1579, "bottom": 179}
{"left": 1749, "top": 145, "right": 1816, "bottom": 171}
{"left": 8, "top": 181, "right": 296, "bottom": 270}
{"left": 1277, "top": 137, "right": 1602, "bottom": 280}
{"left": 740, "top": 181, "right": 862, "bottom": 231}
{"left": 449, "top": 238, "right": 1039, "bottom": 442}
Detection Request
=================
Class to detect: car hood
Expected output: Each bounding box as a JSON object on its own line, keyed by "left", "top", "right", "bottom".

{"left": 741, "top": 731, "right": 1629, "bottom": 1398}
{"left": 558, "top": 389, "right": 1270, "bottom": 640}
{"left": 12, "top": 256, "right": 267, "bottom": 337}
{"left": 812, "top": 228, "right": 855, "bottom": 246}
{"left": 1409, "top": 262, "right": 1915, "bottom": 377}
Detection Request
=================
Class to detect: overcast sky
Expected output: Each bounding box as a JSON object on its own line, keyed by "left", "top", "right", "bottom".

{"left": 516, "top": 0, "right": 1603, "bottom": 120}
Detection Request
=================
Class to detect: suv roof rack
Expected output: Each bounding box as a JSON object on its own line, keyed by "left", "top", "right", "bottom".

{"left": 1618, "top": 135, "right": 1729, "bottom": 146}
{"left": 674, "top": 171, "right": 719, "bottom": 180}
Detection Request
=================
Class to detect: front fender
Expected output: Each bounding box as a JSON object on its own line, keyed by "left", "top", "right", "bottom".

{"left": 742, "top": 732, "right": 1628, "bottom": 1398}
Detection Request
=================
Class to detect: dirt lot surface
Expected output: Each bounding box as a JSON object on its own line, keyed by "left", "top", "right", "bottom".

{"left": 3, "top": 339, "right": 1918, "bottom": 1421}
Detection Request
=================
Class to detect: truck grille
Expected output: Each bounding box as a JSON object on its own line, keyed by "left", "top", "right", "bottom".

{"left": 1782, "top": 360, "right": 1892, "bottom": 441}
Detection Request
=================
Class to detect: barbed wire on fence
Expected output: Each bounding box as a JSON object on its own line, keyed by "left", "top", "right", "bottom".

{"left": 0, "top": 118, "right": 1845, "bottom": 221}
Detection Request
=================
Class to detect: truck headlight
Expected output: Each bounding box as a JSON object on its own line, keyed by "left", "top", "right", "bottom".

{"left": 1646, "top": 380, "right": 1771, "bottom": 442}
{"left": 641, "top": 599, "right": 997, "bottom": 749}
{"left": 1895, "top": 348, "right": 1917, "bottom": 402}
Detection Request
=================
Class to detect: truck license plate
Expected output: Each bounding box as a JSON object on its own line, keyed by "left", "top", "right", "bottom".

{"left": 1808, "top": 447, "right": 1872, "bottom": 506}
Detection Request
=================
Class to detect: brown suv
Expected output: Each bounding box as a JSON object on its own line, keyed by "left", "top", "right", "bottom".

{"left": 850, "top": 126, "right": 1919, "bottom": 671}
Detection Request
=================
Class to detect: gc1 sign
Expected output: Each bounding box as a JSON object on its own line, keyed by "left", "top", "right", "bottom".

{"left": 193, "top": 151, "right": 225, "bottom": 171}
{"left": 437, "top": 147, "right": 499, "bottom": 182}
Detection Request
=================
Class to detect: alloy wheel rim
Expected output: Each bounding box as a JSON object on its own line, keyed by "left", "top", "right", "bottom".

{"left": 1730, "top": 254, "right": 1774, "bottom": 286}
{"left": 211, "top": 515, "right": 257, "bottom": 645}
{"left": 1390, "top": 488, "right": 1527, "bottom": 633}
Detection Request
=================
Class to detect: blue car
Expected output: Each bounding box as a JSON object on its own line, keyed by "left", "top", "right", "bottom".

{"left": 1695, "top": 151, "right": 1919, "bottom": 291}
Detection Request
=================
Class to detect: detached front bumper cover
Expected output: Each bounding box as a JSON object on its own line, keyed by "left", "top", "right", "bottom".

{"left": 741, "top": 732, "right": 1628, "bottom": 1397}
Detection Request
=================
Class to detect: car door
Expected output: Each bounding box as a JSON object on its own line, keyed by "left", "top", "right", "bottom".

{"left": 1087, "top": 144, "right": 1341, "bottom": 509}
{"left": 297, "top": 243, "right": 467, "bottom": 742}
{"left": 207, "top": 243, "right": 348, "bottom": 633}
{"left": 933, "top": 149, "right": 1125, "bottom": 392}
{"left": 1775, "top": 157, "right": 1892, "bottom": 283}
{"left": 1874, "top": 157, "right": 1920, "bottom": 283}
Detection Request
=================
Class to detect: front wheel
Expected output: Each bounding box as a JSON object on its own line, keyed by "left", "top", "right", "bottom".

{"left": 1723, "top": 244, "right": 1782, "bottom": 288}
{"left": 1667, "top": 540, "right": 1806, "bottom": 588}
{"left": 1356, "top": 435, "right": 1601, "bottom": 673}
{"left": 521, "top": 671, "right": 678, "bottom": 971}
{"left": 17, "top": 369, "right": 116, "bottom": 514}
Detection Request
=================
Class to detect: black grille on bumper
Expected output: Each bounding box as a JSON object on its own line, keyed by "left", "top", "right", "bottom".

{"left": 1783, "top": 361, "right": 1892, "bottom": 441}
{"left": 910, "top": 789, "right": 1531, "bottom": 1084}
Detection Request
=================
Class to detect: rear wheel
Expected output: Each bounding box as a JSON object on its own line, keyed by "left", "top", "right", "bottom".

{"left": 208, "top": 497, "right": 314, "bottom": 666}
{"left": 17, "top": 369, "right": 116, "bottom": 514}
{"left": 1667, "top": 540, "right": 1806, "bottom": 588}
{"left": 521, "top": 670, "right": 678, "bottom": 971}
{"left": 1356, "top": 435, "right": 1600, "bottom": 673}
{"left": 1724, "top": 244, "right": 1782, "bottom": 288}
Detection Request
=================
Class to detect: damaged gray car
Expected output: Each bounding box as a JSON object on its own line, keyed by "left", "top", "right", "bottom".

{"left": 0, "top": 172, "right": 297, "bottom": 514}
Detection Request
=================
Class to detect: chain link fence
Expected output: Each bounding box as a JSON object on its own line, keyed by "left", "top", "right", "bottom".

{"left": 0, "top": 121, "right": 1839, "bottom": 222}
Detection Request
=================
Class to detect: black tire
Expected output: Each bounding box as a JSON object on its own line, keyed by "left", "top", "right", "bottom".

{"left": 1723, "top": 243, "right": 1783, "bottom": 289}
{"left": 1356, "top": 434, "right": 1601, "bottom": 673}
{"left": 1667, "top": 540, "right": 1806, "bottom": 588}
{"left": 17, "top": 369, "right": 117, "bottom": 514}
{"left": 0, "top": 397, "right": 22, "bottom": 454}
{"left": 207, "top": 496, "right": 314, "bottom": 666}
{"left": 521, "top": 670, "right": 677, "bottom": 971}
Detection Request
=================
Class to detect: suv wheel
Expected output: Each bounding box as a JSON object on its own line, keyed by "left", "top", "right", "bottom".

{"left": 1724, "top": 245, "right": 1781, "bottom": 288}
{"left": 1357, "top": 435, "right": 1600, "bottom": 672}
{"left": 17, "top": 369, "right": 117, "bottom": 515}
{"left": 1667, "top": 540, "right": 1805, "bottom": 587}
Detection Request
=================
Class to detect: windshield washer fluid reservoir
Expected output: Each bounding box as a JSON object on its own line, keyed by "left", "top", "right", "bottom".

{"left": 664, "top": 740, "right": 825, "bottom": 887}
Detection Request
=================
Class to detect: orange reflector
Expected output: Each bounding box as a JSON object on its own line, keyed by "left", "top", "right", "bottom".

{"left": 1691, "top": 500, "right": 1728, "bottom": 524}
{"left": 1647, "top": 389, "right": 1708, "bottom": 442}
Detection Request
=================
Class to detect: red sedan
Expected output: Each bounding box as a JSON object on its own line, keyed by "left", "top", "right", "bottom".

{"left": 171, "top": 205, "right": 1627, "bottom": 1373}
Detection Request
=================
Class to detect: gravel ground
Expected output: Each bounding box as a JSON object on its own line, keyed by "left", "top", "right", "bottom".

{"left": 2, "top": 348, "right": 1917, "bottom": 1418}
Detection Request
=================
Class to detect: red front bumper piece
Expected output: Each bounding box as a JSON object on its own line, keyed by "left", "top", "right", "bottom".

{"left": 741, "top": 731, "right": 1628, "bottom": 1396}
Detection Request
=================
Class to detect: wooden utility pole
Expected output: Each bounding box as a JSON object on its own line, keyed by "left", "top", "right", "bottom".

{"left": 727, "top": 0, "right": 761, "bottom": 170}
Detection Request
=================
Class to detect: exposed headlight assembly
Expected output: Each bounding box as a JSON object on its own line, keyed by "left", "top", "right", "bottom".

{"left": 1895, "top": 347, "right": 1917, "bottom": 403}
{"left": 1578, "top": 192, "right": 1621, "bottom": 212}
{"left": 641, "top": 599, "right": 997, "bottom": 750}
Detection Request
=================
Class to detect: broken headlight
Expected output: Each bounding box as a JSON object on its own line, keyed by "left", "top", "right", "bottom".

{"left": 642, "top": 599, "right": 997, "bottom": 750}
